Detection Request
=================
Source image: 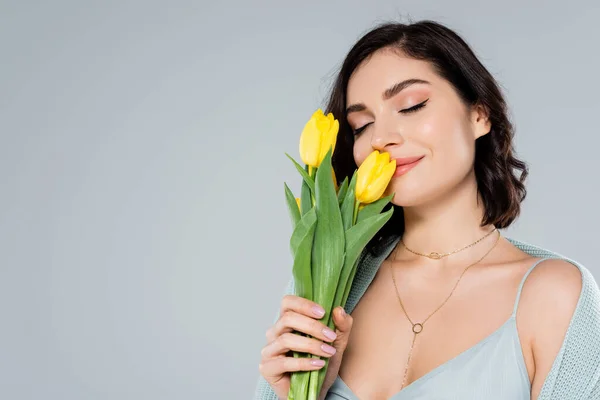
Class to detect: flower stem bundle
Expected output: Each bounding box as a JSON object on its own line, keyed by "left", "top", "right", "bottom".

{"left": 283, "top": 109, "right": 396, "bottom": 400}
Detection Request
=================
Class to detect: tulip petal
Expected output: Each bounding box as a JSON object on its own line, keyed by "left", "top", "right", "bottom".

{"left": 364, "top": 182, "right": 385, "bottom": 204}
{"left": 355, "top": 151, "right": 379, "bottom": 202}
{"left": 364, "top": 160, "right": 396, "bottom": 204}
{"left": 317, "top": 121, "right": 336, "bottom": 166}
{"left": 378, "top": 159, "right": 397, "bottom": 186}
{"left": 375, "top": 151, "right": 390, "bottom": 175}
{"left": 299, "top": 117, "right": 321, "bottom": 167}
{"left": 330, "top": 119, "right": 339, "bottom": 155}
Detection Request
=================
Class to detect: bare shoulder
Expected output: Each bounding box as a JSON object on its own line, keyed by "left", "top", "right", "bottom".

{"left": 518, "top": 258, "right": 582, "bottom": 342}
{"left": 519, "top": 258, "right": 583, "bottom": 399}
{"left": 524, "top": 258, "right": 582, "bottom": 297}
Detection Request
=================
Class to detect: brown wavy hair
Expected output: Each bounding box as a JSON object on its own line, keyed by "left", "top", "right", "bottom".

{"left": 324, "top": 20, "right": 528, "bottom": 255}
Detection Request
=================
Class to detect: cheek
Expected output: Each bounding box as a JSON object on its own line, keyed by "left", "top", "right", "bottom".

{"left": 422, "top": 113, "right": 472, "bottom": 160}
{"left": 352, "top": 135, "right": 371, "bottom": 166}
{"left": 444, "top": 119, "right": 475, "bottom": 160}
{"left": 406, "top": 110, "right": 450, "bottom": 151}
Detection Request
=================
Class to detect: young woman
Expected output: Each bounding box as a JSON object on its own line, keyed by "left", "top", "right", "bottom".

{"left": 255, "top": 20, "right": 600, "bottom": 400}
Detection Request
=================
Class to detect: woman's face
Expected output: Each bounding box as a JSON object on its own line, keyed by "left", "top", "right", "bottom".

{"left": 345, "top": 48, "right": 491, "bottom": 207}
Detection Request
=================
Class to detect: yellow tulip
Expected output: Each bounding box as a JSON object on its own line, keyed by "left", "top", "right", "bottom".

{"left": 355, "top": 150, "right": 396, "bottom": 204}
{"left": 295, "top": 197, "right": 301, "bottom": 211}
{"left": 299, "top": 109, "right": 339, "bottom": 168}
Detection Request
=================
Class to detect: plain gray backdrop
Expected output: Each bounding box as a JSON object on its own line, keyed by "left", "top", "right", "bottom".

{"left": 1, "top": 1, "right": 599, "bottom": 399}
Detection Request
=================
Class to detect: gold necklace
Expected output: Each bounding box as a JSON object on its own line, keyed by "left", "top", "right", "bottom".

{"left": 400, "top": 227, "right": 497, "bottom": 260}
{"left": 390, "top": 229, "right": 501, "bottom": 390}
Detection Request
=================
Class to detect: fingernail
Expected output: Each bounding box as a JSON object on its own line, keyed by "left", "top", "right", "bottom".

{"left": 340, "top": 308, "right": 346, "bottom": 317}
{"left": 311, "top": 359, "right": 325, "bottom": 366}
{"left": 312, "top": 305, "right": 325, "bottom": 317}
{"left": 321, "top": 343, "right": 337, "bottom": 355}
{"left": 323, "top": 328, "right": 337, "bottom": 340}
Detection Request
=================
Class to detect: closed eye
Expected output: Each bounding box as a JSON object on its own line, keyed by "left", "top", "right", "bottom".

{"left": 352, "top": 122, "right": 371, "bottom": 136}
{"left": 400, "top": 98, "right": 429, "bottom": 114}
{"left": 351, "top": 98, "right": 429, "bottom": 136}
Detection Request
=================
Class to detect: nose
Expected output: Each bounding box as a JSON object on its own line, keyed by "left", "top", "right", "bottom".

{"left": 369, "top": 118, "right": 404, "bottom": 151}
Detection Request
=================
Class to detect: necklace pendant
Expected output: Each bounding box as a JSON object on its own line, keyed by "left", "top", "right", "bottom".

{"left": 412, "top": 323, "right": 424, "bottom": 334}
{"left": 428, "top": 252, "right": 442, "bottom": 260}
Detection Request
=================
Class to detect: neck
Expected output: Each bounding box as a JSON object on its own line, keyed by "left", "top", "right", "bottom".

{"left": 401, "top": 174, "right": 495, "bottom": 256}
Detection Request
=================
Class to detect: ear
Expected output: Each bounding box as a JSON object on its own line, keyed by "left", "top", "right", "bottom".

{"left": 471, "top": 104, "right": 492, "bottom": 139}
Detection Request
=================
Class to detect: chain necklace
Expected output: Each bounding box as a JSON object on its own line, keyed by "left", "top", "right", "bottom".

{"left": 400, "top": 227, "right": 497, "bottom": 260}
{"left": 390, "top": 229, "right": 501, "bottom": 390}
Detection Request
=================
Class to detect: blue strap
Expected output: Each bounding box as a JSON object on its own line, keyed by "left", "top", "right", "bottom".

{"left": 512, "top": 257, "right": 552, "bottom": 316}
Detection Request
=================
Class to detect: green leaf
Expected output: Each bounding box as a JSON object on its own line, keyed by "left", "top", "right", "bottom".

{"left": 290, "top": 207, "right": 317, "bottom": 301}
{"left": 284, "top": 183, "right": 301, "bottom": 228}
{"left": 311, "top": 149, "right": 345, "bottom": 326}
{"left": 338, "top": 208, "right": 394, "bottom": 308}
{"left": 345, "top": 208, "right": 394, "bottom": 268}
{"left": 339, "top": 257, "right": 361, "bottom": 317}
{"left": 355, "top": 193, "right": 394, "bottom": 224}
{"left": 285, "top": 153, "right": 315, "bottom": 193}
{"left": 289, "top": 367, "right": 310, "bottom": 400}
{"left": 300, "top": 177, "right": 312, "bottom": 216}
{"left": 340, "top": 172, "right": 357, "bottom": 231}
{"left": 337, "top": 176, "right": 349, "bottom": 206}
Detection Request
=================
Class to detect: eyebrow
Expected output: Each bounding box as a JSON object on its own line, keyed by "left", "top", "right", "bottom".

{"left": 345, "top": 78, "right": 431, "bottom": 114}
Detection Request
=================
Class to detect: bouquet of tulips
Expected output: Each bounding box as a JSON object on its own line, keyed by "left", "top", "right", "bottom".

{"left": 283, "top": 109, "right": 397, "bottom": 400}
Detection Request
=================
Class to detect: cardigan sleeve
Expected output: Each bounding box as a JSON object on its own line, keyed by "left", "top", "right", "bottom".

{"left": 590, "top": 379, "right": 600, "bottom": 399}
{"left": 253, "top": 277, "right": 296, "bottom": 400}
{"left": 538, "top": 262, "right": 600, "bottom": 399}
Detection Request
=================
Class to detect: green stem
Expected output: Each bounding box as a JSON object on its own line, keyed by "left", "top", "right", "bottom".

{"left": 352, "top": 199, "right": 360, "bottom": 226}
{"left": 308, "top": 362, "right": 322, "bottom": 400}
{"left": 310, "top": 166, "right": 318, "bottom": 207}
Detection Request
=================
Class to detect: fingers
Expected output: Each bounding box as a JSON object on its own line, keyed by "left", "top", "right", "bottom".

{"left": 279, "top": 295, "right": 327, "bottom": 320}
{"left": 259, "top": 355, "right": 326, "bottom": 379}
{"left": 258, "top": 295, "right": 339, "bottom": 397}
{"left": 261, "top": 331, "right": 337, "bottom": 360}
{"left": 268, "top": 310, "right": 338, "bottom": 345}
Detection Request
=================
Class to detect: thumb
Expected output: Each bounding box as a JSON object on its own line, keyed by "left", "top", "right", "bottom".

{"left": 331, "top": 306, "right": 353, "bottom": 349}
{"left": 317, "top": 307, "right": 354, "bottom": 398}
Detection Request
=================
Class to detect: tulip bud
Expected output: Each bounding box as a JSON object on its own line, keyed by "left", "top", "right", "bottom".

{"left": 299, "top": 109, "right": 339, "bottom": 168}
{"left": 355, "top": 150, "right": 396, "bottom": 204}
{"left": 295, "top": 197, "right": 301, "bottom": 211}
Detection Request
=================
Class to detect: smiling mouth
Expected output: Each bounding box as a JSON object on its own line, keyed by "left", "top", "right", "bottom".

{"left": 393, "top": 155, "right": 424, "bottom": 177}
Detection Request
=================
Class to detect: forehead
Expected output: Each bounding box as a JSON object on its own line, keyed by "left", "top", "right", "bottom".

{"left": 346, "top": 49, "right": 440, "bottom": 102}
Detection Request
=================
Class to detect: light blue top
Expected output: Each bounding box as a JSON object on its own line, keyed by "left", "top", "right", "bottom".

{"left": 326, "top": 257, "right": 549, "bottom": 400}
{"left": 253, "top": 237, "right": 600, "bottom": 399}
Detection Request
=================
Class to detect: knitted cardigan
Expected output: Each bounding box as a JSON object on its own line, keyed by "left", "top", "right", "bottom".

{"left": 254, "top": 236, "right": 600, "bottom": 399}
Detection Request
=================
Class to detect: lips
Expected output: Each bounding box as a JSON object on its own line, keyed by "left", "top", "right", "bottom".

{"left": 392, "top": 155, "right": 425, "bottom": 177}
{"left": 393, "top": 155, "right": 425, "bottom": 166}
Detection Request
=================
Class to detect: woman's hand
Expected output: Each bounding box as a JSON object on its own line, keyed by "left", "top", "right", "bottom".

{"left": 258, "top": 295, "right": 354, "bottom": 400}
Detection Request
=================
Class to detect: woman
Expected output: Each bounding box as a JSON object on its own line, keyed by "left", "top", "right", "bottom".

{"left": 255, "top": 20, "right": 600, "bottom": 400}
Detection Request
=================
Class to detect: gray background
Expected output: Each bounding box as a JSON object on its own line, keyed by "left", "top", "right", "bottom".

{"left": 1, "top": 1, "right": 599, "bottom": 399}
